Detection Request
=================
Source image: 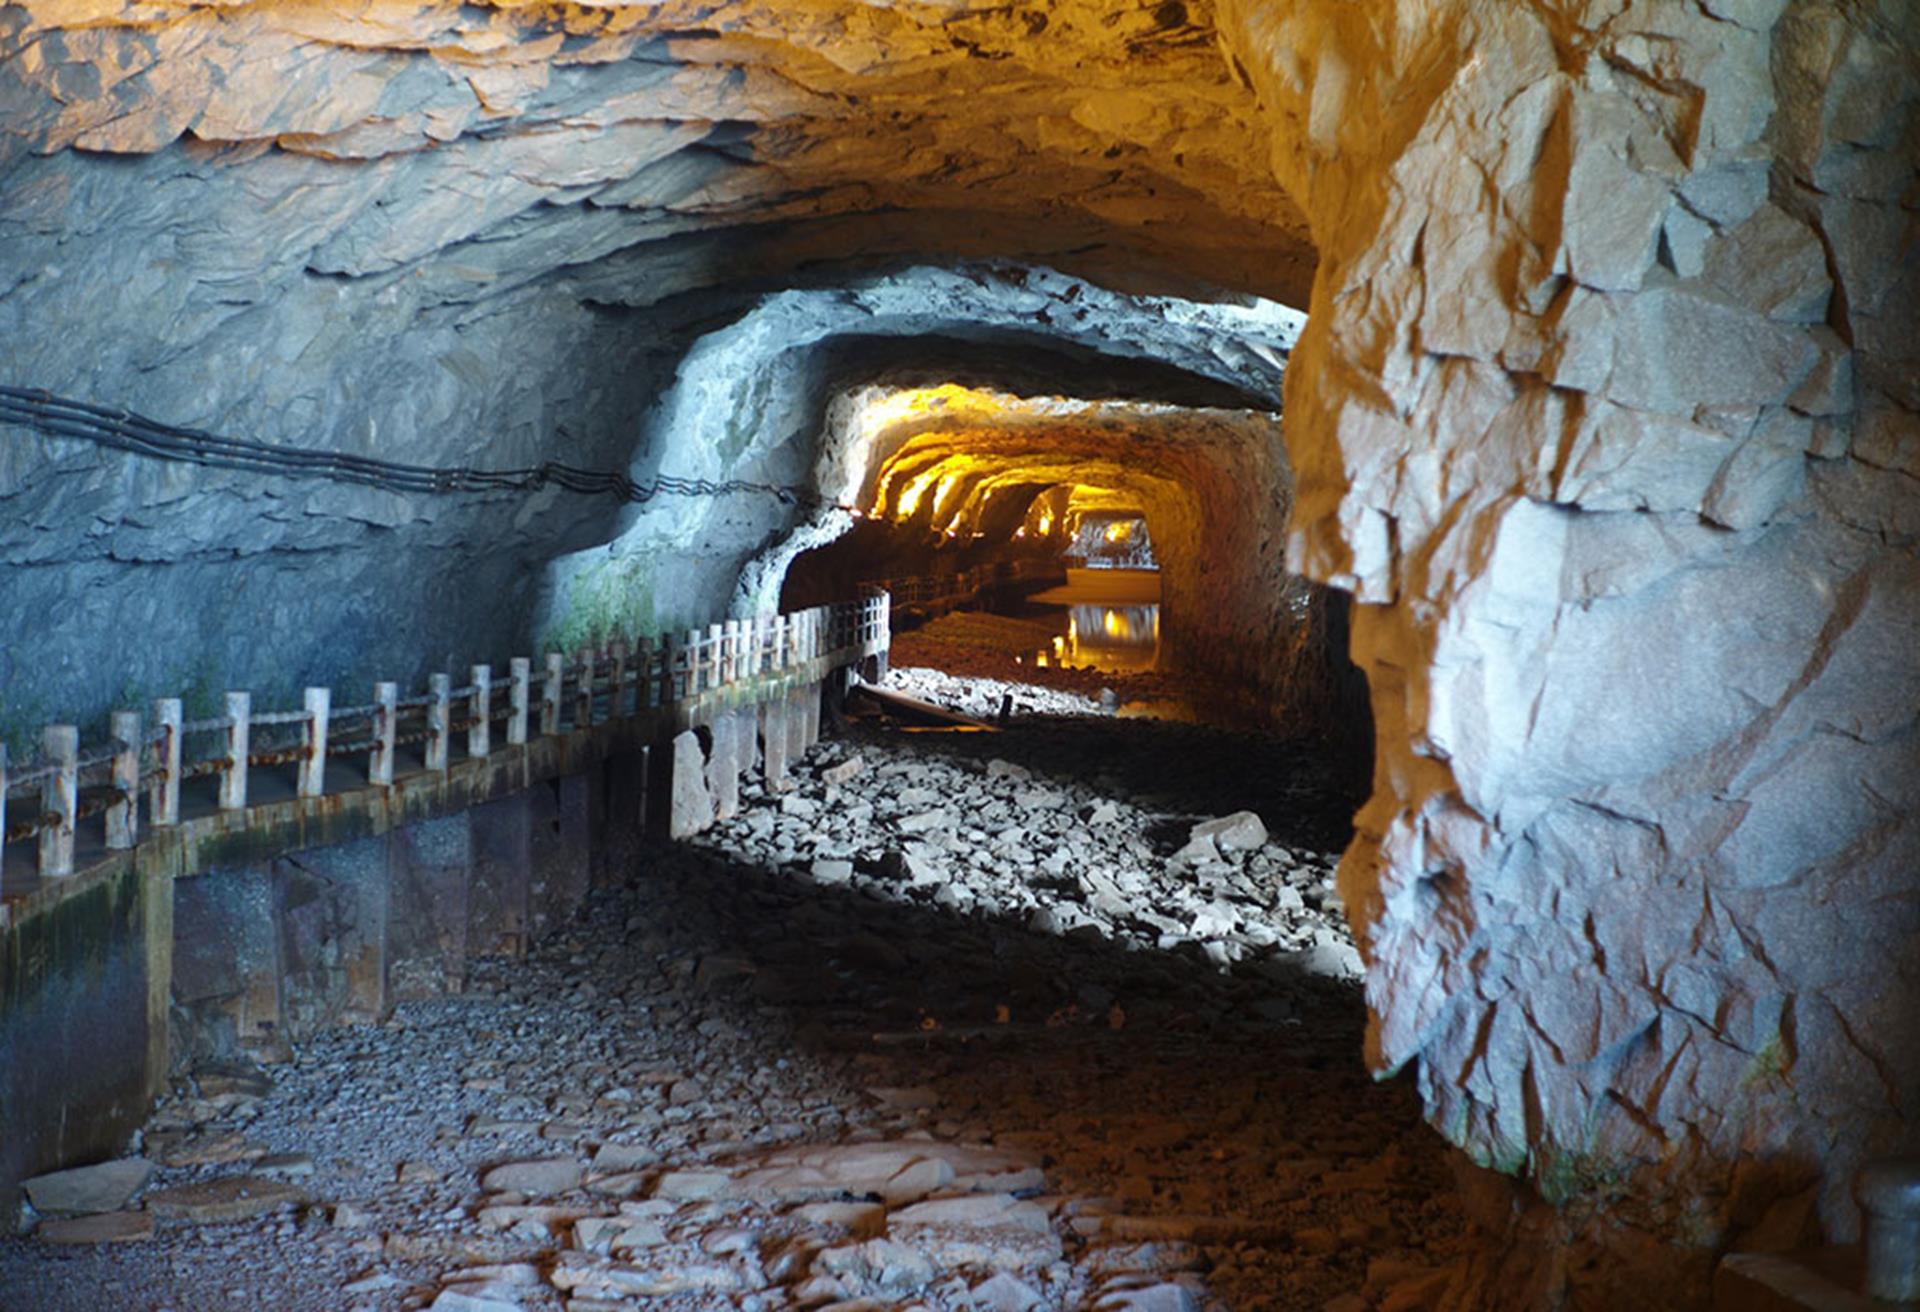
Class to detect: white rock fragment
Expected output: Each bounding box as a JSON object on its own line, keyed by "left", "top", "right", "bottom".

{"left": 21, "top": 1159, "right": 153, "bottom": 1216}
{"left": 822, "top": 755, "right": 866, "bottom": 786}
{"left": 1188, "top": 811, "right": 1268, "bottom": 852}
{"left": 479, "top": 1158, "right": 584, "bottom": 1196}
{"left": 806, "top": 856, "right": 852, "bottom": 887}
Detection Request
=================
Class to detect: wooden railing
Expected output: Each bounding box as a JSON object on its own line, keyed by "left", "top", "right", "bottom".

{"left": 867, "top": 557, "right": 1059, "bottom": 613}
{"left": 0, "top": 590, "right": 890, "bottom": 881}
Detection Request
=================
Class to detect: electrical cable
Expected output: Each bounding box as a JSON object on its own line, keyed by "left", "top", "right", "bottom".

{"left": 0, "top": 385, "right": 830, "bottom": 509}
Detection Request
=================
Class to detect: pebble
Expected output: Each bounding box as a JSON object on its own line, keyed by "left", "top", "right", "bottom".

{"left": 822, "top": 756, "right": 866, "bottom": 786}
{"left": 1189, "top": 810, "right": 1269, "bottom": 852}
{"left": 969, "top": 1270, "right": 1047, "bottom": 1311}
{"left": 478, "top": 1158, "right": 583, "bottom": 1195}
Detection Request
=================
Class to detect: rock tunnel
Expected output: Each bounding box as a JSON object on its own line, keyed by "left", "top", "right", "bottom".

{"left": 0, "top": 3, "right": 1916, "bottom": 1309}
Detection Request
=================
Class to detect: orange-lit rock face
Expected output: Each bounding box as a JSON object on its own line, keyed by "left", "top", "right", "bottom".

{"left": 0, "top": 1, "right": 1314, "bottom": 303}
{"left": 746, "top": 383, "right": 1319, "bottom": 713}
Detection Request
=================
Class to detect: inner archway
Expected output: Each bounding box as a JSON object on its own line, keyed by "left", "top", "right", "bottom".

{"left": 0, "top": 5, "right": 1913, "bottom": 1309}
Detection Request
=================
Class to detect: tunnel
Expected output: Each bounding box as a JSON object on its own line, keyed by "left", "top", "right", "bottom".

{"left": 0, "top": 5, "right": 1917, "bottom": 1312}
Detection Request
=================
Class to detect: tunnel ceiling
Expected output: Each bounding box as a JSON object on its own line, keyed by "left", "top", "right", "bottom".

{"left": 0, "top": 2, "right": 1316, "bottom": 306}
{"left": 831, "top": 385, "right": 1287, "bottom": 518}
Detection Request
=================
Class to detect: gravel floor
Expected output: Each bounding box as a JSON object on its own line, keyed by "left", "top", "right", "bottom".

{"left": 0, "top": 673, "right": 1467, "bottom": 1312}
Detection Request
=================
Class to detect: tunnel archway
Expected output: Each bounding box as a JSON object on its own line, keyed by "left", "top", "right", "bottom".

{"left": 0, "top": 5, "right": 1915, "bottom": 1306}
{"left": 735, "top": 378, "right": 1351, "bottom": 741}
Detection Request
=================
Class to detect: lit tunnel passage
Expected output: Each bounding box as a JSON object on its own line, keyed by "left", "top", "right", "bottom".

{"left": 748, "top": 382, "right": 1356, "bottom": 735}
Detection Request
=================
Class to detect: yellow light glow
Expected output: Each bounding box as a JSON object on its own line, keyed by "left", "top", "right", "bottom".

{"left": 890, "top": 472, "right": 928, "bottom": 520}
{"left": 1104, "top": 609, "right": 1124, "bottom": 638}
{"left": 1037, "top": 513, "right": 1054, "bottom": 535}
{"left": 891, "top": 466, "right": 954, "bottom": 521}
{"left": 1105, "top": 521, "right": 1132, "bottom": 543}
{"left": 858, "top": 383, "right": 1001, "bottom": 432}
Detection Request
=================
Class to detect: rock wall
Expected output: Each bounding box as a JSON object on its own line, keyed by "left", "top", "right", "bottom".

{"left": 0, "top": 1, "right": 1310, "bottom": 744}
{"left": 1218, "top": 0, "right": 1920, "bottom": 1281}
{"left": 3, "top": 1, "right": 1916, "bottom": 1291}
{"left": 534, "top": 266, "right": 1303, "bottom": 650}
{"left": 758, "top": 384, "right": 1325, "bottom": 725}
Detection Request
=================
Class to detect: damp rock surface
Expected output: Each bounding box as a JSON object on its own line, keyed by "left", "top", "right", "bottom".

{"left": 0, "top": 717, "right": 1467, "bottom": 1311}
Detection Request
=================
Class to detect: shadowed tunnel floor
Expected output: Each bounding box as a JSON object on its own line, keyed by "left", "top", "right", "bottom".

{"left": 0, "top": 701, "right": 1469, "bottom": 1312}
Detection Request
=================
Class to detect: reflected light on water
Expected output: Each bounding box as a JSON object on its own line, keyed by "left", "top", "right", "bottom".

{"left": 1036, "top": 604, "right": 1160, "bottom": 672}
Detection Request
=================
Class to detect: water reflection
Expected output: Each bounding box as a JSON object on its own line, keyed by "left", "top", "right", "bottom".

{"left": 1032, "top": 604, "right": 1160, "bottom": 672}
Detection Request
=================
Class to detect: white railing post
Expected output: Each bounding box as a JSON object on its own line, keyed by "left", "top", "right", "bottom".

{"left": 372, "top": 682, "right": 398, "bottom": 786}
{"left": 685, "top": 630, "right": 703, "bottom": 697}
{"left": 707, "top": 622, "right": 725, "bottom": 691}
{"left": 152, "top": 698, "right": 181, "bottom": 826}
{"left": 427, "top": 674, "right": 451, "bottom": 772}
{"left": 299, "top": 687, "right": 330, "bottom": 799}
{"left": 575, "top": 648, "right": 595, "bottom": 730}
{"left": 107, "top": 710, "right": 141, "bottom": 849}
{"left": 771, "top": 615, "right": 788, "bottom": 672}
{"left": 637, "top": 638, "right": 657, "bottom": 709}
{"left": 220, "top": 693, "right": 250, "bottom": 811}
{"left": 508, "top": 658, "right": 530, "bottom": 745}
{"left": 469, "top": 664, "right": 491, "bottom": 759}
{"left": 543, "top": 654, "right": 564, "bottom": 735}
{"left": 40, "top": 725, "right": 77, "bottom": 876}
{"left": 610, "top": 640, "right": 628, "bottom": 719}
{"left": 722, "top": 619, "right": 741, "bottom": 687}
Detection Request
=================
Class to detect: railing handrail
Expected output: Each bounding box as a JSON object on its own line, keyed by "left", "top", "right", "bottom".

{"left": 0, "top": 591, "right": 891, "bottom": 881}
{"left": 863, "top": 557, "right": 1057, "bottom": 609}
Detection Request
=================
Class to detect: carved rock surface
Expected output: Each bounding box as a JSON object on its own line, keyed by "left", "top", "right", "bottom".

{"left": 1220, "top": 0, "right": 1920, "bottom": 1262}
{"left": 1, "top": 0, "right": 1916, "bottom": 1288}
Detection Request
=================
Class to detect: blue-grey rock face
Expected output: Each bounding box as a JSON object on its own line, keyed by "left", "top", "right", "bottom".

{"left": 1218, "top": 0, "right": 1920, "bottom": 1266}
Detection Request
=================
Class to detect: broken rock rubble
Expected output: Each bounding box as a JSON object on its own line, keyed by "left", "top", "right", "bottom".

{"left": 691, "top": 724, "right": 1360, "bottom": 981}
